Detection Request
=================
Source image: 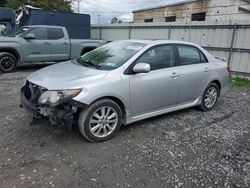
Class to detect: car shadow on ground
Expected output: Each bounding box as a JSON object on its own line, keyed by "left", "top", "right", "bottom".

{"left": 28, "top": 107, "right": 200, "bottom": 143}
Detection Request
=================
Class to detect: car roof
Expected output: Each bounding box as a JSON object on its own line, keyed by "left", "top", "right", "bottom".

{"left": 121, "top": 39, "right": 200, "bottom": 47}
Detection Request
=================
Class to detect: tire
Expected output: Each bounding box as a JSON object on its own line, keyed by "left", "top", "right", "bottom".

{"left": 0, "top": 52, "right": 18, "bottom": 73}
{"left": 199, "top": 83, "right": 219, "bottom": 111}
{"left": 78, "top": 99, "right": 122, "bottom": 142}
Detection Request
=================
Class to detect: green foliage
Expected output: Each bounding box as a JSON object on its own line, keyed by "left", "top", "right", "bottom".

{"left": 3, "top": 0, "right": 74, "bottom": 12}
{"left": 0, "top": 0, "right": 7, "bottom": 7}
{"left": 230, "top": 76, "right": 250, "bottom": 87}
{"left": 4, "top": 0, "right": 25, "bottom": 9}
{"left": 111, "top": 17, "right": 122, "bottom": 24}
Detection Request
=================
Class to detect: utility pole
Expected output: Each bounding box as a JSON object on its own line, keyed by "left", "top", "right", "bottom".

{"left": 98, "top": 15, "right": 101, "bottom": 24}
{"left": 77, "top": 0, "right": 81, "bottom": 13}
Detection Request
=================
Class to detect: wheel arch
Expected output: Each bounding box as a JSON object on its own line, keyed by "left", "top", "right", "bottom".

{"left": 89, "top": 96, "right": 127, "bottom": 122}
{"left": 211, "top": 80, "right": 221, "bottom": 95}
{"left": 0, "top": 48, "right": 21, "bottom": 61}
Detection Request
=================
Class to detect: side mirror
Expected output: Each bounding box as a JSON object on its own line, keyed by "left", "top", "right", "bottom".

{"left": 23, "top": 33, "right": 35, "bottom": 40}
{"left": 133, "top": 63, "right": 151, "bottom": 74}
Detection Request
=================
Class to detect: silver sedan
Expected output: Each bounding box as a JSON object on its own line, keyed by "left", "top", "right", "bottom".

{"left": 21, "top": 40, "right": 229, "bottom": 142}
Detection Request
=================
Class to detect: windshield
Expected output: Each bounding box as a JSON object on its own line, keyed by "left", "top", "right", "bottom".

{"left": 8, "top": 27, "right": 30, "bottom": 37}
{"left": 77, "top": 41, "right": 146, "bottom": 70}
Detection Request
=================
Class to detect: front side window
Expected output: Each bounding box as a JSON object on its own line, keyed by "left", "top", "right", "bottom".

{"left": 177, "top": 45, "right": 207, "bottom": 65}
{"left": 136, "top": 45, "right": 175, "bottom": 71}
{"left": 77, "top": 41, "right": 146, "bottom": 70}
{"left": 48, "top": 28, "right": 64, "bottom": 40}
{"left": 27, "top": 27, "right": 47, "bottom": 40}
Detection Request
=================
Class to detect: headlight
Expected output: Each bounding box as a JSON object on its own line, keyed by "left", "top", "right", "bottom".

{"left": 38, "top": 89, "right": 82, "bottom": 106}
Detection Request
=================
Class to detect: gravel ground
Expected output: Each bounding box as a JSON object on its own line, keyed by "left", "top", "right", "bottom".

{"left": 0, "top": 64, "right": 250, "bottom": 188}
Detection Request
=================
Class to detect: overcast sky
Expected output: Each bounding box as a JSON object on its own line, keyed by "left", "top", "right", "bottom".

{"left": 72, "top": 0, "right": 183, "bottom": 24}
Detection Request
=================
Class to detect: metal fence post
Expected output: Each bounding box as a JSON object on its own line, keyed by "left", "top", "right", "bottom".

{"left": 99, "top": 27, "right": 102, "bottom": 40}
{"left": 168, "top": 25, "right": 172, "bottom": 39}
{"left": 189, "top": 23, "right": 192, "bottom": 42}
{"left": 128, "top": 25, "right": 132, "bottom": 39}
{"left": 228, "top": 23, "right": 237, "bottom": 66}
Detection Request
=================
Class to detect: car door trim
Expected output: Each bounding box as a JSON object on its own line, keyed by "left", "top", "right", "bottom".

{"left": 126, "top": 96, "right": 201, "bottom": 124}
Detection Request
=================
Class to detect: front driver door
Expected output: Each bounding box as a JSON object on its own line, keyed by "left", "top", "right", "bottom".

{"left": 130, "top": 44, "right": 180, "bottom": 117}
{"left": 21, "top": 27, "right": 51, "bottom": 62}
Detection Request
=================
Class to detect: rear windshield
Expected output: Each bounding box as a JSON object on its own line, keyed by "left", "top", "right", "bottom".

{"left": 77, "top": 41, "right": 146, "bottom": 70}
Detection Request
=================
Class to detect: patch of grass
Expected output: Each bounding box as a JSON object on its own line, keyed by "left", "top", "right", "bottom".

{"left": 230, "top": 76, "right": 250, "bottom": 87}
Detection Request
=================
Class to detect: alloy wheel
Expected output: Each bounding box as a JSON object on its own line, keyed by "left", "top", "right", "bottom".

{"left": 89, "top": 106, "right": 118, "bottom": 138}
{"left": 0, "top": 56, "right": 15, "bottom": 72}
{"left": 204, "top": 86, "right": 218, "bottom": 108}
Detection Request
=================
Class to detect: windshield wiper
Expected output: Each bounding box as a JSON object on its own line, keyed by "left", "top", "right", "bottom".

{"left": 80, "top": 60, "right": 101, "bottom": 69}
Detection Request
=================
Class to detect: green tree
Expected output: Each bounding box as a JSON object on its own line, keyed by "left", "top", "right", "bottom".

{"left": 4, "top": 0, "right": 25, "bottom": 9}
{"left": 0, "top": 0, "right": 7, "bottom": 7}
{"left": 111, "top": 17, "right": 122, "bottom": 24}
{"left": 4, "top": 0, "right": 74, "bottom": 12}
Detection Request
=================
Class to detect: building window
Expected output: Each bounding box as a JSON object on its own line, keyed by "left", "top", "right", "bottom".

{"left": 144, "top": 18, "right": 153, "bottom": 23}
{"left": 165, "top": 16, "right": 176, "bottom": 22}
{"left": 191, "top": 12, "right": 206, "bottom": 21}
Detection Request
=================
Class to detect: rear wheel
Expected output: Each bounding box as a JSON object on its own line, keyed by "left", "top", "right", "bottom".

{"left": 78, "top": 99, "right": 122, "bottom": 142}
{"left": 0, "top": 52, "right": 18, "bottom": 73}
{"left": 199, "top": 83, "right": 219, "bottom": 111}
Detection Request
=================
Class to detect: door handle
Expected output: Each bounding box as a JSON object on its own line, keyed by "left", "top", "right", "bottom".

{"left": 170, "top": 72, "right": 179, "bottom": 78}
{"left": 204, "top": 67, "right": 210, "bottom": 72}
{"left": 62, "top": 42, "right": 69, "bottom": 45}
{"left": 43, "top": 42, "right": 50, "bottom": 45}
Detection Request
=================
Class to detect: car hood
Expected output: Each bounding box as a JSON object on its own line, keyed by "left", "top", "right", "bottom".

{"left": 27, "top": 61, "right": 109, "bottom": 90}
{"left": 0, "top": 36, "right": 20, "bottom": 42}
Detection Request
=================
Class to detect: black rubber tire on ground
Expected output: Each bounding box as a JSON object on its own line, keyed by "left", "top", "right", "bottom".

{"left": 0, "top": 52, "right": 18, "bottom": 73}
{"left": 199, "top": 83, "right": 219, "bottom": 111}
{"left": 78, "top": 99, "right": 123, "bottom": 142}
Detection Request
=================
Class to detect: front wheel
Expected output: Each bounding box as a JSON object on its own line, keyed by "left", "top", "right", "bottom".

{"left": 78, "top": 99, "right": 122, "bottom": 142}
{"left": 199, "top": 83, "right": 219, "bottom": 111}
{"left": 0, "top": 52, "right": 18, "bottom": 73}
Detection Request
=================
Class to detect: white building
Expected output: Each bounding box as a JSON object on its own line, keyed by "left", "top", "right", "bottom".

{"left": 133, "top": 0, "right": 250, "bottom": 23}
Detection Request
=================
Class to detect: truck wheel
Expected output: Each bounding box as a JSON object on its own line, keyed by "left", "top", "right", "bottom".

{"left": 0, "top": 52, "right": 18, "bottom": 73}
{"left": 78, "top": 99, "right": 122, "bottom": 142}
{"left": 199, "top": 83, "right": 219, "bottom": 111}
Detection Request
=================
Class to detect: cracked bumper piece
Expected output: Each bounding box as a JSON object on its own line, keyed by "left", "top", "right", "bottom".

{"left": 20, "top": 83, "right": 87, "bottom": 127}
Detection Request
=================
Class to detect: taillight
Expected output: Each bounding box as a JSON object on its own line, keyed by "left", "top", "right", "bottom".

{"left": 227, "top": 65, "right": 231, "bottom": 72}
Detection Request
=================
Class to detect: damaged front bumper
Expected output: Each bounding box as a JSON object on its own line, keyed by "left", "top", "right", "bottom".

{"left": 20, "top": 81, "right": 87, "bottom": 128}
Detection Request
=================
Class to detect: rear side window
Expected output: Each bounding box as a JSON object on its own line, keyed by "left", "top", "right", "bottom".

{"left": 177, "top": 45, "right": 208, "bottom": 65}
{"left": 28, "top": 27, "right": 47, "bottom": 40}
{"left": 48, "top": 28, "right": 64, "bottom": 40}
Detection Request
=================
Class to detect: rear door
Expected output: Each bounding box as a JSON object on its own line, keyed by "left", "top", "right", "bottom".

{"left": 48, "top": 28, "right": 70, "bottom": 61}
{"left": 21, "top": 27, "right": 51, "bottom": 62}
{"left": 130, "top": 44, "right": 180, "bottom": 116}
{"left": 176, "top": 44, "right": 211, "bottom": 104}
